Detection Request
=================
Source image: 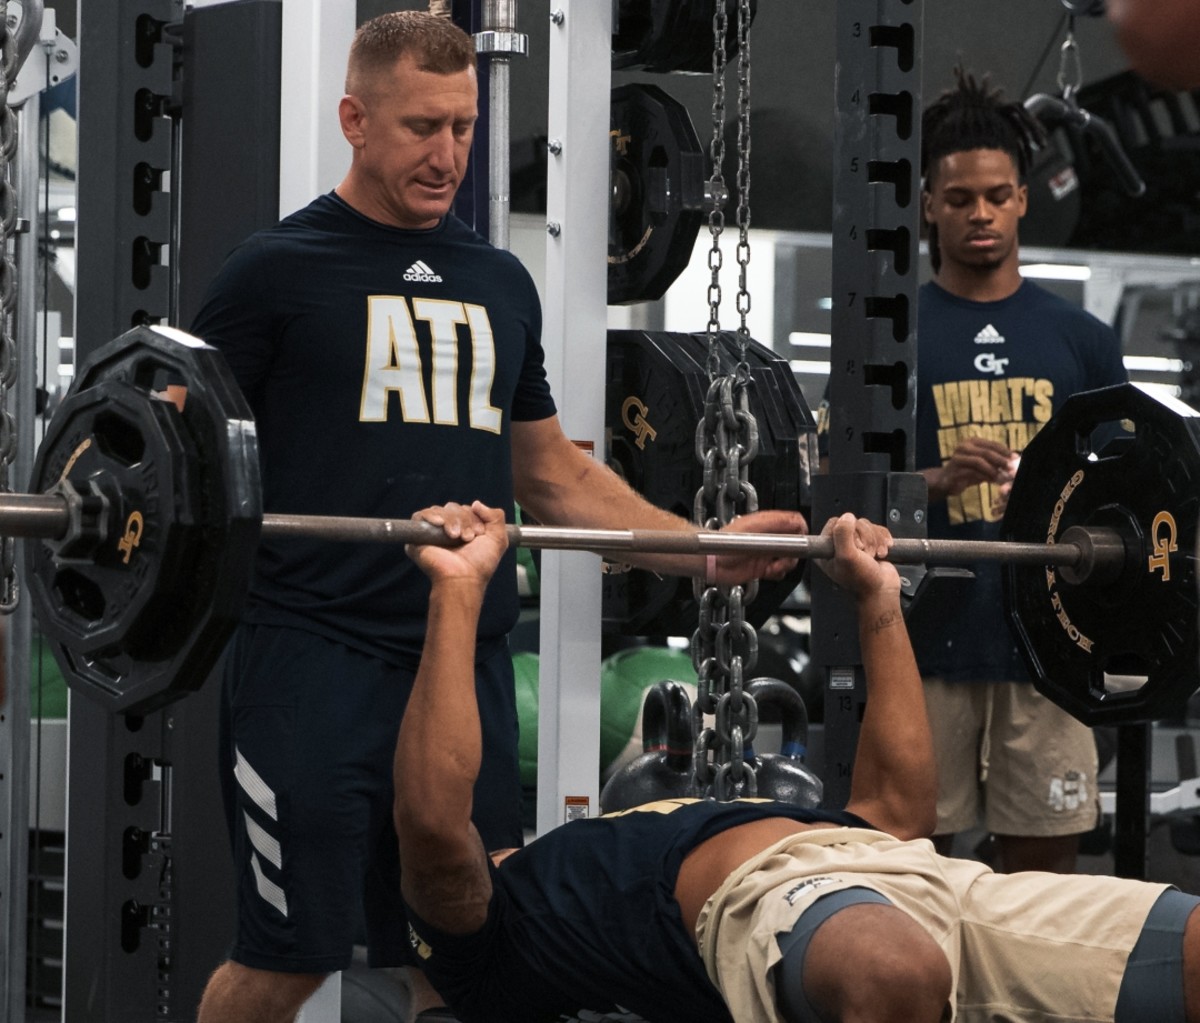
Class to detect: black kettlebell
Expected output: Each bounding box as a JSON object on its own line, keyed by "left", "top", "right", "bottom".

{"left": 599, "top": 680, "right": 695, "bottom": 813}
{"left": 743, "top": 677, "right": 823, "bottom": 808}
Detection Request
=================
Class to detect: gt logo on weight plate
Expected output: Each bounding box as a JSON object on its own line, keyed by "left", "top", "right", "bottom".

{"left": 118, "top": 511, "right": 144, "bottom": 564}
{"left": 1148, "top": 510, "right": 1178, "bottom": 582}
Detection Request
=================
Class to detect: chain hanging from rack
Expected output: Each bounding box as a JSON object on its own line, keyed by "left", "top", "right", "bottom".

{"left": 691, "top": 0, "right": 759, "bottom": 801}
{"left": 0, "top": 0, "right": 20, "bottom": 613}
{"left": 1056, "top": 12, "right": 1084, "bottom": 100}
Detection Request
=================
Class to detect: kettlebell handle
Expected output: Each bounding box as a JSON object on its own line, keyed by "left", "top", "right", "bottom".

{"left": 641, "top": 680, "right": 695, "bottom": 772}
{"left": 745, "top": 677, "right": 810, "bottom": 760}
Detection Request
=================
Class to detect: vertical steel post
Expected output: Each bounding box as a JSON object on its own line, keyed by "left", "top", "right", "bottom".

{"left": 276, "top": 0, "right": 354, "bottom": 221}
{"left": 0, "top": 86, "right": 43, "bottom": 1023}
{"left": 536, "top": 0, "right": 611, "bottom": 836}
{"left": 70, "top": 3, "right": 285, "bottom": 1019}
{"left": 813, "top": 0, "right": 924, "bottom": 807}
{"left": 476, "top": 0, "right": 527, "bottom": 251}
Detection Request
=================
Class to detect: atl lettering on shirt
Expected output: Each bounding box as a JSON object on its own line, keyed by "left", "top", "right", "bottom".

{"left": 913, "top": 279, "right": 1126, "bottom": 680}
{"left": 404, "top": 798, "right": 871, "bottom": 1023}
{"left": 190, "top": 193, "right": 557, "bottom": 668}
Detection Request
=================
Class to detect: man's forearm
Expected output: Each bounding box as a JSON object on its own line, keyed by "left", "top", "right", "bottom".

{"left": 395, "top": 581, "right": 485, "bottom": 839}
{"left": 518, "top": 443, "right": 701, "bottom": 574}
{"left": 847, "top": 590, "right": 938, "bottom": 837}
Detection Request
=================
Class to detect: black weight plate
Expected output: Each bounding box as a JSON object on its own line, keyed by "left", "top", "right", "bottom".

{"left": 1002, "top": 383, "right": 1200, "bottom": 725}
{"left": 612, "top": 0, "right": 653, "bottom": 69}
{"left": 608, "top": 83, "right": 707, "bottom": 306}
{"left": 26, "top": 379, "right": 203, "bottom": 658}
{"left": 603, "top": 329, "right": 816, "bottom": 637}
{"left": 615, "top": 0, "right": 758, "bottom": 74}
{"left": 26, "top": 325, "right": 262, "bottom": 715}
{"left": 641, "top": 0, "right": 698, "bottom": 74}
{"left": 675, "top": 0, "right": 737, "bottom": 76}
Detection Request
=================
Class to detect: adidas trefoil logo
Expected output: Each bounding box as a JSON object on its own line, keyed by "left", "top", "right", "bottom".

{"left": 403, "top": 259, "right": 443, "bottom": 283}
{"left": 974, "top": 324, "right": 1005, "bottom": 345}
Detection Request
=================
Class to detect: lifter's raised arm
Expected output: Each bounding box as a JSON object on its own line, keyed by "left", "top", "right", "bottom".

{"left": 816, "top": 514, "right": 938, "bottom": 840}
{"left": 394, "top": 500, "right": 508, "bottom": 935}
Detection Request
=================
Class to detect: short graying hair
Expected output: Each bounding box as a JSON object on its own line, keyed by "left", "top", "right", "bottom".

{"left": 346, "top": 11, "right": 476, "bottom": 94}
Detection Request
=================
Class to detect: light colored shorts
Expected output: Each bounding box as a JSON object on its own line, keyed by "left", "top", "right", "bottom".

{"left": 696, "top": 828, "right": 1168, "bottom": 1023}
{"left": 924, "top": 677, "right": 1100, "bottom": 837}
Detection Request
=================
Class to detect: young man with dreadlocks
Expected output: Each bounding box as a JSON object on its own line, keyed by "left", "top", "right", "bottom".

{"left": 914, "top": 68, "right": 1126, "bottom": 874}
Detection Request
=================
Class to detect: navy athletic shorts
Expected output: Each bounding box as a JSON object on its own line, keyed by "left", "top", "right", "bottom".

{"left": 217, "top": 622, "right": 523, "bottom": 973}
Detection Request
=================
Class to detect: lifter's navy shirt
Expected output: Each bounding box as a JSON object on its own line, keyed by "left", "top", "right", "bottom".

{"left": 404, "top": 798, "right": 872, "bottom": 1023}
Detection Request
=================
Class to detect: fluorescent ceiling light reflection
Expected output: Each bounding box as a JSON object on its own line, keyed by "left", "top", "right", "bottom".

{"left": 1019, "top": 263, "right": 1092, "bottom": 281}
{"left": 788, "top": 332, "right": 832, "bottom": 347}
{"left": 1124, "top": 356, "right": 1186, "bottom": 373}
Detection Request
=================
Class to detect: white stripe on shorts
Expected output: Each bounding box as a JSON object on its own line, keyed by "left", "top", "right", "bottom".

{"left": 250, "top": 850, "right": 289, "bottom": 917}
{"left": 234, "top": 746, "right": 278, "bottom": 820}
{"left": 244, "top": 810, "right": 282, "bottom": 869}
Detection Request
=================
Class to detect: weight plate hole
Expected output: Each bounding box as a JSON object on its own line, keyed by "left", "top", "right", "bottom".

{"left": 1080, "top": 415, "right": 1137, "bottom": 461}
{"left": 93, "top": 411, "right": 147, "bottom": 468}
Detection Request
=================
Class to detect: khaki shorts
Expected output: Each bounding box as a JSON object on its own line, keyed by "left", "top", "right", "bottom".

{"left": 925, "top": 678, "right": 1100, "bottom": 837}
{"left": 696, "top": 828, "right": 1168, "bottom": 1023}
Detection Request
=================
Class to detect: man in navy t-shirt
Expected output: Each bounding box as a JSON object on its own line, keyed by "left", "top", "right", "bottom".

{"left": 914, "top": 68, "right": 1126, "bottom": 874}
{"left": 190, "top": 12, "right": 806, "bottom": 1023}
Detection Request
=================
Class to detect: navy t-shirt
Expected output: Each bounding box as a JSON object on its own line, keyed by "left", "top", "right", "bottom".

{"left": 913, "top": 279, "right": 1126, "bottom": 681}
{"left": 405, "top": 798, "right": 873, "bottom": 1023}
{"left": 190, "top": 193, "right": 557, "bottom": 667}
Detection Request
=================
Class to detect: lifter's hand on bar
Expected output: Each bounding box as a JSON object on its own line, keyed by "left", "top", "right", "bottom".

{"left": 406, "top": 501, "right": 509, "bottom": 589}
{"left": 813, "top": 513, "right": 900, "bottom": 601}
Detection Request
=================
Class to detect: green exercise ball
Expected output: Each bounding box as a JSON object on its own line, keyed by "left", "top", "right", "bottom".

{"left": 32, "top": 634, "right": 69, "bottom": 719}
{"left": 514, "top": 651, "right": 541, "bottom": 789}
{"left": 513, "top": 646, "right": 699, "bottom": 789}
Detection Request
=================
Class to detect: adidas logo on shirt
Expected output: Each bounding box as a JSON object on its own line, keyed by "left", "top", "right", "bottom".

{"left": 403, "top": 260, "right": 443, "bottom": 283}
{"left": 974, "top": 324, "right": 1005, "bottom": 345}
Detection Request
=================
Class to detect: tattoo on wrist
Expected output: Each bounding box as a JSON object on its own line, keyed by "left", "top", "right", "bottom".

{"left": 869, "top": 609, "right": 903, "bottom": 634}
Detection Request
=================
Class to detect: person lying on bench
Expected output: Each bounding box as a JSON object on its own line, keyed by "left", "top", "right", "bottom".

{"left": 396, "top": 501, "right": 1199, "bottom": 1023}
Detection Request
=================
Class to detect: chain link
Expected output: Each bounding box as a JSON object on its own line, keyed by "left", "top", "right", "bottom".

{"left": 691, "top": 0, "right": 758, "bottom": 801}
{"left": 1056, "top": 15, "right": 1083, "bottom": 99}
{"left": 0, "top": 1, "right": 18, "bottom": 612}
{"left": 704, "top": 0, "right": 729, "bottom": 370}
{"left": 734, "top": 0, "right": 752, "bottom": 348}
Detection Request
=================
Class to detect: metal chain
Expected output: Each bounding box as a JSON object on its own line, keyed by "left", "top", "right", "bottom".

{"left": 704, "top": 0, "right": 728, "bottom": 373}
{"left": 1057, "top": 15, "right": 1083, "bottom": 99}
{"left": 692, "top": 0, "right": 760, "bottom": 802}
{"left": 0, "top": 1, "right": 19, "bottom": 613}
{"left": 733, "top": 0, "right": 752, "bottom": 351}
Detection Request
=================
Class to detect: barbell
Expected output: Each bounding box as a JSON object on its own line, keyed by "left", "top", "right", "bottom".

{"left": 16, "top": 325, "right": 1200, "bottom": 724}
{"left": 5, "top": 490, "right": 1124, "bottom": 567}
